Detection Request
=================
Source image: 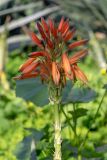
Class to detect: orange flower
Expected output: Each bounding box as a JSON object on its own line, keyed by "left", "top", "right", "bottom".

{"left": 52, "top": 62, "right": 60, "bottom": 85}
{"left": 15, "top": 17, "right": 88, "bottom": 86}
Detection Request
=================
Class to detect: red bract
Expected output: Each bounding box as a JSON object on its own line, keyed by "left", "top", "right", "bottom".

{"left": 15, "top": 17, "right": 88, "bottom": 86}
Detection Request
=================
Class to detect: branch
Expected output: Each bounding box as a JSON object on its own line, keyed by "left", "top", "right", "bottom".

{"left": 0, "top": 2, "right": 42, "bottom": 16}
{"left": 0, "top": 0, "right": 13, "bottom": 7}
{"left": 0, "top": 6, "right": 60, "bottom": 33}
{"left": 7, "top": 35, "right": 31, "bottom": 51}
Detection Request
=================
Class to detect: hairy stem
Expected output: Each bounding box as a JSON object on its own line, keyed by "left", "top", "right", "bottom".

{"left": 54, "top": 103, "right": 62, "bottom": 160}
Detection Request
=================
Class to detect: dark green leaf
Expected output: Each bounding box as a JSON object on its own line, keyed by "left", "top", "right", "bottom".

{"left": 14, "top": 129, "right": 43, "bottom": 160}
{"left": 62, "top": 82, "right": 97, "bottom": 103}
{"left": 24, "top": 128, "right": 44, "bottom": 141}
{"left": 82, "top": 149, "right": 103, "bottom": 158}
{"left": 103, "top": 84, "right": 107, "bottom": 89}
{"left": 69, "top": 108, "right": 88, "bottom": 119}
{"left": 16, "top": 78, "right": 49, "bottom": 106}
{"left": 15, "top": 135, "right": 37, "bottom": 160}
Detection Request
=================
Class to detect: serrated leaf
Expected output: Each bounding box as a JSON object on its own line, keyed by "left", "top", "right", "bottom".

{"left": 69, "top": 108, "right": 88, "bottom": 119}
{"left": 16, "top": 78, "right": 49, "bottom": 106}
{"left": 62, "top": 82, "right": 97, "bottom": 103}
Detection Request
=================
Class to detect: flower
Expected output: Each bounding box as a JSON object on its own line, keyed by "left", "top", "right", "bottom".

{"left": 14, "top": 17, "right": 88, "bottom": 86}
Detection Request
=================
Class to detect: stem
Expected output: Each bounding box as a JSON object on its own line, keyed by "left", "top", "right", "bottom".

{"left": 73, "top": 103, "right": 77, "bottom": 140}
{"left": 77, "top": 154, "right": 82, "bottom": 160}
{"left": 79, "top": 90, "right": 106, "bottom": 152}
{"left": 61, "top": 107, "right": 74, "bottom": 131}
{"left": 54, "top": 103, "right": 61, "bottom": 160}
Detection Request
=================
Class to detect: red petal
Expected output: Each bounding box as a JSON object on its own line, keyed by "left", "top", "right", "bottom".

{"left": 37, "top": 22, "right": 47, "bottom": 40}
{"left": 41, "top": 17, "right": 49, "bottom": 33}
{"left": 19, "top": 58, "right": 35, "bottom": 72}
{"left": 69, "top": 39, "right": 89, "bottom": 50}
{"left": 46, "top": 38, "right": 54, "bottom": 49}
{"left": 14, "top": 72, "right": 39, "bottom": 80}
{"left": 69, "top": 49, "right": 88, "bottom": 65}
{"left": 74, "top": 64, "right": 88, "bottom": 83}
{"left": 29, "top": 51, "right": 50, "bottom": 59}
{"left": 52, "top": 62, "right": 60, "bottom": 85}
{"left": 63, "top": 27, "right": 76, "bottom": 42}
{"left": 48, "top": 18, "right": 54, "bottom": 32}
{"left": 22, "top": 62, "right": 39, "bottom": 74}
{"left": 58, "top": 17, "right": 64, "bottom": 31}
{"left": 29, "top": 32, "right": 42, "bottom": 47}
{"left": 62, "top": 22, "right": 70, "bottom": 37}
{"left": 62, "top": 53, "right": 71, "bottom": 75}
{"left": 61, "top": 19, "right": 69, "bottom": 34}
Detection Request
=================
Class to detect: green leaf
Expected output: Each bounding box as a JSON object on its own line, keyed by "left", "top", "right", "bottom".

{"left": 82, "top": 149, "right": 103, "bottom": 158}
{"left": 69, "top": 108, "right": 88, "bottom": 119}
{"left": 15, "top": 135, "right": 36, "bottom": 160}
{"left": 14, "top": 129, "right": 43, "bottom": 160}
{"left": 62, "top": 82, "right": 97, "bottom": 103}
{"left": 103, "top": 84, "right": 107, "bottom": 89}
{"left": 16, "top": 78, "right": 49, "bottom": 106}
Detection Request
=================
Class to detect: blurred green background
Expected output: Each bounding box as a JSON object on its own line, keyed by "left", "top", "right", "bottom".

{"left": 0, "top": 0, "right": 107, "bottom": 159}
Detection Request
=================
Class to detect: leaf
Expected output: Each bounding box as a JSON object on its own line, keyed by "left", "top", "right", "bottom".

{"left": 24, "top": 128, "right": 44, "bottom": 141}
{"left": 103, "top": 84, "right": 107, "bottom": 90}
{"left": 62, "top": 82, "right": 97, "bottom": 103}
{"left": 16, "top": 78, "right": 49, "bottom": 106}
{"left": 14, "top": 129, "right": 43, "bottom": 160}
{"left": 82, "top": 149, "right": 103, "bottom": 158}
{"left": 15, "top": 135, "right": 36, "bottom": 160}
{"left": 69, "top": 108, "right": 88, "bottom": 119}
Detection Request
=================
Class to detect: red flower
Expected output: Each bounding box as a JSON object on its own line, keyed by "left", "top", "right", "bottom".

{"left": 14, "top": 17, "right": 88, "bottom": 86}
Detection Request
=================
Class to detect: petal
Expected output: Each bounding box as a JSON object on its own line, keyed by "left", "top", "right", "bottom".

{"left": 22, "top": 62, "right": 39, "bottom": 74}
{"left": 61, "top": 19, "right": 69, "bottom": 34}
{"left": 48, "top": 18, "right": 54, "bottom": 33}
{"left": 14, "top": 72, "right": 39, "bottom": 80}
{"left": 37, "top": 22, "right": 47, "bottom": 40}
{"left": 63, "top": 27, "right": 76, "bottom": 42}
{"left": 19, "top": 58, "right": 35, "bottom": 72}
{"left": 69, "top": 39, "right": 89, "bottom": 50}
{"left": 40, "top": 64, "right": 50, "bottom": 80}
{"left": 52, "top": 62, "right": 60, "bottom": 85}
{"left": 46, "top": 38, "right": 54, "bottom": 49}
{"left": 62, "top": 22, "right": 70, "bottom": 37}
{"left": 74, "top": 64, "right": 88, "bottom": 84}
{"left": 62, "top": 53, "right": 71, "bottom": 75}
{"left": 41, "top": 17, "right": 49, "bottom": 33}
{"left": 58, "top": 17, "right": 64, "bottom": 31}
{"left": 29, "top": 32, "right": 42, "bottom": 47}
{"left": 29, "top": 51, "right": 50, "bottom": 59}
{"left": 69, "top": 49, "right": 88, "bottom": 65}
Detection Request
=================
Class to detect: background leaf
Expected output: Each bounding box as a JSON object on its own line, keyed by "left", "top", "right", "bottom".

{"left": 69, "top": 108, "right": 88, "bottom": 119}
{"left": 14, "top": 129, "right": 43, "bottom": 160}
{"left": 62, "top": 81, "right": 97, "bottom": 103}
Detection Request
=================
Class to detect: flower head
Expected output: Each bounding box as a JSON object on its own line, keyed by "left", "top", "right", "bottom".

{"left": 14, "top": 17, "right": 88, "bottom": 87}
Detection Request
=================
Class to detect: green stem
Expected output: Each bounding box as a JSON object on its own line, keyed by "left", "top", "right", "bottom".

{"left": 54, "top": 103, "right": 62, "bottom": 160}
{"left": 77, "top": 154, "right": 82, "bottom": 160}
{"left": 73, "top": 103, "right": 77, "bottom": 140}
{"left": 61, "top": 107, "right": 74, "bottom": 131}
{"left": 79, "top": 90, "right": 106, "bottom": 152}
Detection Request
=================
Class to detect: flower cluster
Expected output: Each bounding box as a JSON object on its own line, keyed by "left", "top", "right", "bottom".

{"left": 14, "top": 17, "right": 88, "bottom": 87}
